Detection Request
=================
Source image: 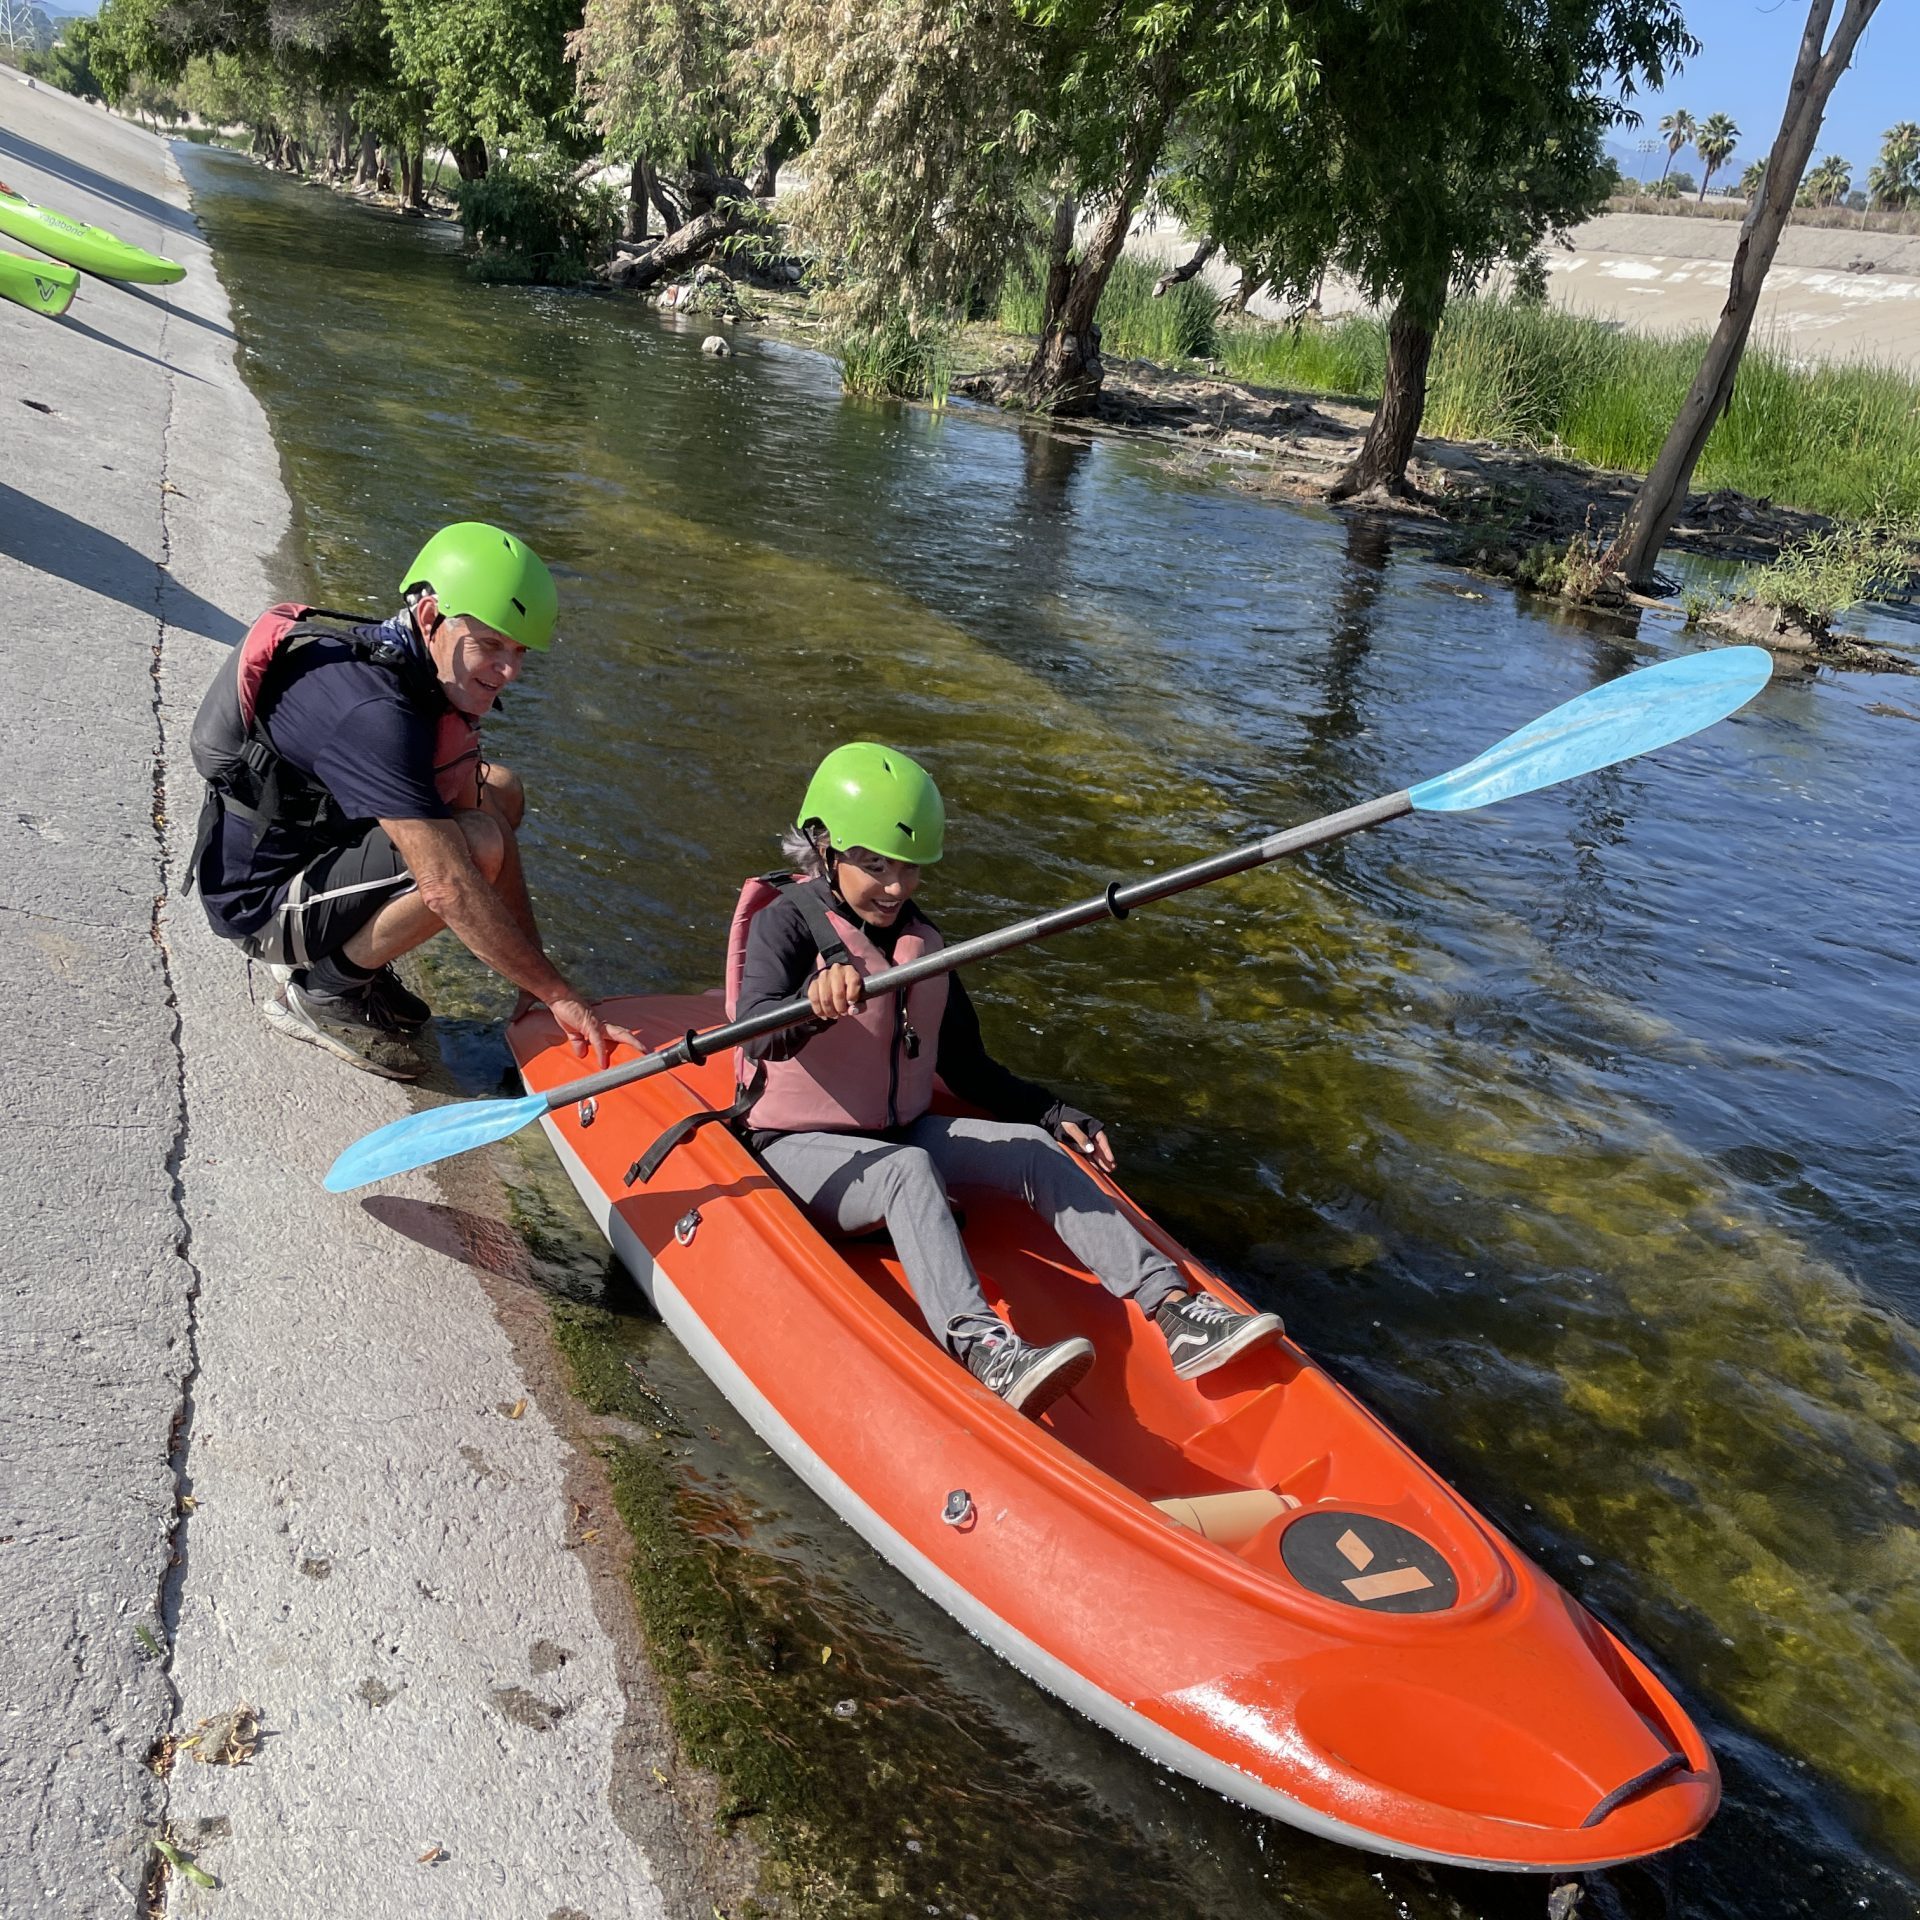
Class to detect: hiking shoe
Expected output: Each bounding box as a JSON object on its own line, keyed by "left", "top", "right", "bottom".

{"left": 262, "top": 977, "right": 426, "bottom": 1082}
{"left": 364, "top": 964, "right": 431, "bottom": 1031}
{"left": 1154, "top": 1291, "right": 1283, "bottom": 1380}
{"left": 966, "top": 1328, "right": 1095, "bottom": 1418}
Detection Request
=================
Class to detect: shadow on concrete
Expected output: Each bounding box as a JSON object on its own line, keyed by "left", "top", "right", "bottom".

{"left": 0, "top": 124, "right": 197, "bottom": 237}
{"left": 361, "top": 1195, "right": 538, "bottom": 1286}
{"left": 0, "top": 480, "right": 245, "bottom": 645}
{"left": 57, "top": 311, "right": 206, "bottom": 381}
{"left": 109, "top": 279, "right": 234, "bottom": 340}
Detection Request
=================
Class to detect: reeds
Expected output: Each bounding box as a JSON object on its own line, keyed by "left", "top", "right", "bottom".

{"left": 833, "top": 309, "right": 954, "bottom": 405}
{"left": 1216, "top": 300, "right": 1920, "bottom": 520}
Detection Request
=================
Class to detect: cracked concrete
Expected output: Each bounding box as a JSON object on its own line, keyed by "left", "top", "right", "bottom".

{"left": 3, "top": 79, "right": 681, "bottom": 1918}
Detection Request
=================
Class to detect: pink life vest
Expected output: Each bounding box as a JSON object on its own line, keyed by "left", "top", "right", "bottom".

{"left": 724, "top": 874, "right": 949, "bottom": 1134}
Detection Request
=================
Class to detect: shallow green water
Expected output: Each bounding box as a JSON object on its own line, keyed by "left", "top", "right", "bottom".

{"left": 180, "top": 144, "right": 1920, "bottom": 1917}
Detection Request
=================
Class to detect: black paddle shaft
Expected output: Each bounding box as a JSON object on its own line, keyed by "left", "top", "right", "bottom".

{"left": 545, "top": 790, "right": 1414, "bottom": 1111}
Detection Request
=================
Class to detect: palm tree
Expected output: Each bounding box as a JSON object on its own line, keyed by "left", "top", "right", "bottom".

{"left": 1738, "top": 158, "right": 1767, "bottom": 200}
{"left": 1867, "top": 120, "right": 1920, "bottom": 209}
{"left": 1695, "top": 113, "right": 1740, "bottom": 200}
{"left": 1805, "top": 152, "right": 1852, "bottom": 206}
{"left": 1657, "top": 108, "right": 1696, "bottom": 184}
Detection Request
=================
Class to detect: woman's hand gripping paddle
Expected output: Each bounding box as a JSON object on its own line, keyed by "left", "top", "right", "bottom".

{"left": 323, "top": 645, "right": 1773, "bottom": 1194}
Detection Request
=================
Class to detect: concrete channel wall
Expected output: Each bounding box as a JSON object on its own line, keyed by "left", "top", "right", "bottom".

{"left": 1, "top": 78, "right": 681, "bottom": 1919}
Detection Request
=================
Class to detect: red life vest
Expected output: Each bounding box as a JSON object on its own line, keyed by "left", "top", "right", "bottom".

{"left": 190, "top": 603, "right": 480, "bottom": 851}
{"left": 724, "top": 873, "right": 948, "bottom": 1134}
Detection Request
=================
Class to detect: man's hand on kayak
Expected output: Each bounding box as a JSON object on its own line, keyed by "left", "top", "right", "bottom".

{"left": 549, "top": 994, "right": 643, "bottom": 1067}
{"left": 807, "top": 962, "right": 866, "bottom": 1021}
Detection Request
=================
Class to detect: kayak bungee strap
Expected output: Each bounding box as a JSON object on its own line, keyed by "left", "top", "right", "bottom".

{"left": 625, "top": 1074, "right": 762, "bottom": 1187}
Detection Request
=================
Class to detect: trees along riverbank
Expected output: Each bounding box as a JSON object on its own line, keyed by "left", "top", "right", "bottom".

{"left": 85, "top": 0, "right": 1920, "bottom": 641}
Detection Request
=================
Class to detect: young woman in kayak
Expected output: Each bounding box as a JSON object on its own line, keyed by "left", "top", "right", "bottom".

{"left": 729, "top": 742, "right": 1282, "bottom": 1420}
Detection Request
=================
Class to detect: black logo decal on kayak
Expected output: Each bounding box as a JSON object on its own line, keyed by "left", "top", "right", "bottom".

{"left": 1279, "top": 1511, "right": 1458, "bottom": 1613}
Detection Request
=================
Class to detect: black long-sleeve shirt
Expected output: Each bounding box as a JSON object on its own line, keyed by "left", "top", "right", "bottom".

{"left": 735, "top": 890, "right": 1058, "bottom": 1133}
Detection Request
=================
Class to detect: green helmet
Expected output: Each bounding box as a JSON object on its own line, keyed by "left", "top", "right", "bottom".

{"left": 400, "top": 522, "right": 558, "bottom": 650}
{"left": 797, "top": 742, "right": 945, "bottom": 865}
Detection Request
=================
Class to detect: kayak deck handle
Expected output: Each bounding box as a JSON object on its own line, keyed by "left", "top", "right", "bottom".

{"left": 1581, "top": 1752, "right": 1692, "bottom": 1828}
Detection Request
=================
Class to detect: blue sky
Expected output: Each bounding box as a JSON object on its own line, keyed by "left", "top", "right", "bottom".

{"left": 1625, "top": 0, "right": 1919, "bottom": 181}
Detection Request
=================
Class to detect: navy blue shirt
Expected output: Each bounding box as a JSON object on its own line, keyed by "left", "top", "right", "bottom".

{"left": 199, "top": 612, "right": 452, "bottom": 937}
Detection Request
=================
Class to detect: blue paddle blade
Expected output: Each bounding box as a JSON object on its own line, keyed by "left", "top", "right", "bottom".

{"left": 1409, "top": 645, "right": 1773, "bottom": 814}
{"left": 323, "top": 1091, "right": 549, "bottom": 1193}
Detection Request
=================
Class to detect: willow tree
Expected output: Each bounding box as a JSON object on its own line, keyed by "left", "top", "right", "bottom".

{"left": 1187, "top": 0, "right": 1693, "bottom": 500}
{"left": 94, "top": 0, "right": 406, "bottom": 181}
{"left": 779, "top": 0, "right": 1310, "bottom": 414}
{"left": 384, "top": 0, "right": 587, "bottom": 179}
{"left": 1611, "top": 0, "right": 1881, "bottom": 586}
{"left": 570, "top": 0, "right": 805, "bottom": 252}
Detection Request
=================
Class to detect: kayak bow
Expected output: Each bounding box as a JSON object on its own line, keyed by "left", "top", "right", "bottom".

{"left": 510, "top": 994, "right": 1720, "bottom": 1870}
{"left": 0, "top": 179, "right": 185, "bottom": 285}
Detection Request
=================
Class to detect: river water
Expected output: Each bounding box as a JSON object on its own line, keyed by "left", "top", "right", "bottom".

{"left": 178, "top": 143, "right": 1920, "bottom": 1918}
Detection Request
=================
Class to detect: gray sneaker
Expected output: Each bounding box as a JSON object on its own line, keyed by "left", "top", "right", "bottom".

{"left": 966, "top": 1327, "right": 1095, "bottom": 1418}
{"left": 1154, "top": 1291, "right": 1283, "bottom": 1379}
{"left": 262, "top": 978, "right": 426, "bottom": 1082}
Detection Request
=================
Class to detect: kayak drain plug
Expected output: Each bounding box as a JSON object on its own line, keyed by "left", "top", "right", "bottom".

{"left": 943, "top": 1490, "right": 975, "bottom": 1530}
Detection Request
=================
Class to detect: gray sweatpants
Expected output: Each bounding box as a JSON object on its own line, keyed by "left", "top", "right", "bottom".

{"left": 757, "top": 1116, "right": 1186, "bottom": 1356}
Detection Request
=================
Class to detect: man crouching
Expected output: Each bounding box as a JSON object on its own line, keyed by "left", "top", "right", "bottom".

{"left": 188, "top": 520, "right": 634, "bottom": 1081}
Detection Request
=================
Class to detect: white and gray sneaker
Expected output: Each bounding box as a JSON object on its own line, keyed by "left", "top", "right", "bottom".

{"left": 262, "top": 977, "right": 426, "bottom": 1081}
{"left": 1154, "top": 1291, "right": 1283, "bottom": 1379}
{"left": 966, "top": 1327, "right": 1095, "bottom": 1418}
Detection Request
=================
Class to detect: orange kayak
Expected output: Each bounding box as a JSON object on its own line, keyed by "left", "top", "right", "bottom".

{"left": 512, "top": 992, "right": 1717, "bottom": 1868}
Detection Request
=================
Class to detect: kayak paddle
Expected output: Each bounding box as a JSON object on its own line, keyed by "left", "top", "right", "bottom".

{"left": 323, "top": 644, "right": 1773, "bottom": 1194}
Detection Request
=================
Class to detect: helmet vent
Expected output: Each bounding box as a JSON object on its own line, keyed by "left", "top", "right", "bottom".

{"left": 511, "top": 596, "right": 527, "bottom": 615}
{"left": 897, "top": 822, "right": 913, "bottom": 839}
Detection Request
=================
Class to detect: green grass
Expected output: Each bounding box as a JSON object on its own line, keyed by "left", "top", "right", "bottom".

{"left": 1210, "top": 298, "right": 1920, "bottom": 520}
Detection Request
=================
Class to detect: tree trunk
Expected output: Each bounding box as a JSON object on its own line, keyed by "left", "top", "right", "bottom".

{"left": 1023, "top": 48, "right": 1187, "bottom": 414}
{"left": 1153, "top": 235, "right": 1216, "bottom": 298}
{"left": 1611, "top": 0, "right": 1880, "bottom": 587}
{"left": 1025, "top": 193, "right": 1125, "bottom": 414}
{"left": 450, "top": 136, "right": 488, "bottom": 182}
{"left": 624, "top": 155, "right": 652, "bottom": 243}
{"left": 1328, "top": 296, "right": 1437, "bottom": 500}
{"left": 612, "top": 206, "right": 739, "bottom": 290}
{"left": 355, "top": 126, "right": 378, "bottom": 188}
{"left": 402, "top": 139, "right": 426, "bottom": 214}
{"left": 647, "top": 170, "right": 686, "bottom": 233}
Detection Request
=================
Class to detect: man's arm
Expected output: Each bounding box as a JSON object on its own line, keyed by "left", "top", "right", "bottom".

{"left": 379, "top": 814, "right": 637, "bottom": 1066}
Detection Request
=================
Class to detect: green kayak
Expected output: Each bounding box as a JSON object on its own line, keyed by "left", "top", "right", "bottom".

{"left": 0, "top": 179, "right": 185, "bottom": 285}
{"left": 0, "top": 246, "right": 78, "bottom": 317}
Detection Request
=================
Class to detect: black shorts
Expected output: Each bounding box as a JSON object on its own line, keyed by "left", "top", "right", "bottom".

{"left": 243, "top": 826, "right": 415, "bottom": 969}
